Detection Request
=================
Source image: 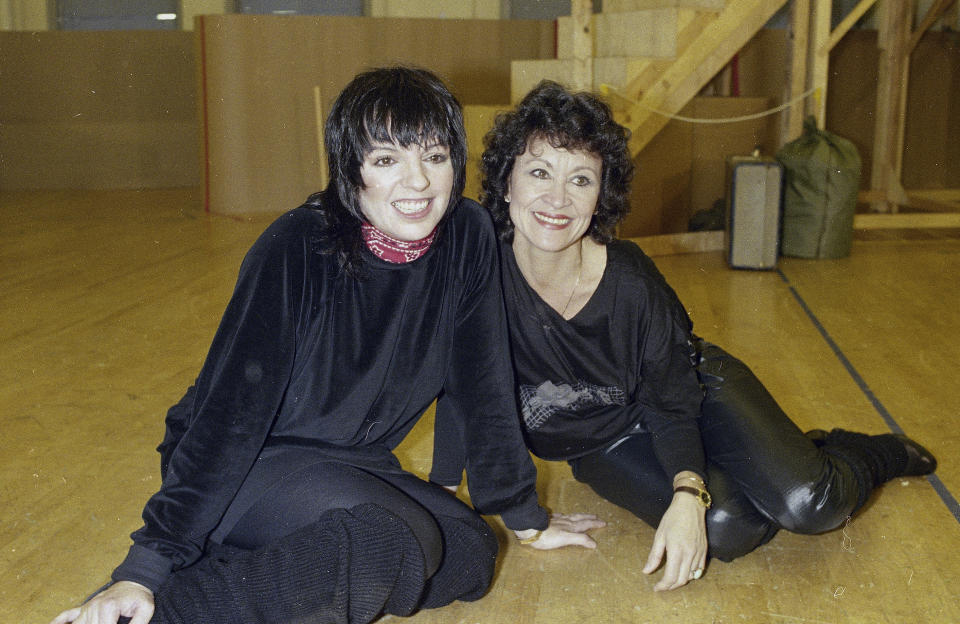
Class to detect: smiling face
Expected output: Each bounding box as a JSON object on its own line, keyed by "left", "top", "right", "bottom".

{"left": 357, "top": 140, "right": 454, "bottom": 241}
{"left": 507, "top": 136, "right": 603, "bottom": 255}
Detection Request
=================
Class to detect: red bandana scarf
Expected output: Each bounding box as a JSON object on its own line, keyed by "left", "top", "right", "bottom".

{"left": 361, "top": 222, "right": 437, "bottom": 263}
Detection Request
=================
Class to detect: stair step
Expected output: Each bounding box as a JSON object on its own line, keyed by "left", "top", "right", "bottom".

{"left": 540, "top": 9, "right": 718, "bottom": 105}
{"left": 510, "top": 58, "right": 658, "bottom": 104}
{"left": 623, "top": 0, "right": 791, "bottom": 155}
{"left": 603, "top": 0, "right": 724, "bottom": 11}
{"left": 511, "top": 57, "right": 676, "bottom": 105}
{"left": 558, "top": 8, "right": 680, "bottom": 59}
{"left": 624, "top": 9, "right": 719, "bottom": 97}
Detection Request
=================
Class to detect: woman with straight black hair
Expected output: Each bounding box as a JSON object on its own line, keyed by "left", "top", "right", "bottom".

{"left": 50, "top": 67, "right": 601, "bottom": 624}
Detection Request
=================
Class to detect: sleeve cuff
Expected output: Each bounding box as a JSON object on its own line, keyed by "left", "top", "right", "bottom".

{"left": 497, "top": 494, "right": 550, "bottom": 531}
{"left": 111, "top": 544, "right": 175, "bottom": 593}
{"left": 428, "top": 467, "right": 464, "bottom": 487}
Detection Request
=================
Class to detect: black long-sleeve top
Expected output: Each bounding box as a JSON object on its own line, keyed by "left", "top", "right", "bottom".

{"left": 432, "top": 239, "right": 705, "bottom": 485}
{"left": 112, "top": 198, "right": 548, "bottom": 592}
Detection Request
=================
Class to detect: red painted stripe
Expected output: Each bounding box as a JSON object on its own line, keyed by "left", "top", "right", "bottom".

{"left": 199, "top": 15, "right": 211, "bottom": 213}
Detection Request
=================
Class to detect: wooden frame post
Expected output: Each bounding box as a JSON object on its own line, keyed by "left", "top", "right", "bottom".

{"left": 783, "top": 0, "right": 811, "bottom": 143}
{"left": 571, "top": 0, "right": 594, "bottom": 91}
{"left": 870, "top": 0, "right": 912, "bottom": 213}
{"left": 807, "top": 0, "right": 831, "bottom": 126}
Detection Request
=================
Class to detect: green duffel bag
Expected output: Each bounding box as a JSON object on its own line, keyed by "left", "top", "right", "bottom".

{"left": 776, "top": 116, "right": 861, "bottom": 258}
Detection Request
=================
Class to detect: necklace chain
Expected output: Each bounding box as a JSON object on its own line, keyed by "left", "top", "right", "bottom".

{"left": 559, "top": 251, "right": 583, "bottom": 318}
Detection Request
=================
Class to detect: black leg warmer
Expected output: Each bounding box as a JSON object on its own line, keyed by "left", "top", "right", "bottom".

{"left": 819, "top": 429, "right": 908, "bottom": 512}
{"left": 417, "top": 512, "right": 498, "bottom": 610}
{"left": 151, "top": 503, "right": 426, "bottom": 624}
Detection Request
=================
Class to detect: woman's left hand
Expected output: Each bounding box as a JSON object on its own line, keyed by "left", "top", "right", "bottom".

{"left": 516, "top": 512, "right": 606, "bottom": 550}
{"left": 642, "top": 493, "right": 707, "bottom": 591}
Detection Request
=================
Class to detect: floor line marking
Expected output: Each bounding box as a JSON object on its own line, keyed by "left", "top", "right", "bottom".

{"left": 777, "top": 268, "right": 960, "bottom": 524}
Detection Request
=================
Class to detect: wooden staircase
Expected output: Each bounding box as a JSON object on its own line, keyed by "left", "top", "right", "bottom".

{"left": 466, "top": 0, "right": 789, "bottom": 160}
{"left": 463, "top": 0, "right": 960, "bottom": 243}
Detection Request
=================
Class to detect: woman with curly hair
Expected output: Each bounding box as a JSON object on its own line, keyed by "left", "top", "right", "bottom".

{"left": 432, "top": 80, "right": 936, "bottom": 592}
{"left": 50, "top": 68, "right": 601, "bottom": 624}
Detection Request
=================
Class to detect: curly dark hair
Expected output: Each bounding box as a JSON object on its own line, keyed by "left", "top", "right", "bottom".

{"left": 480, "top": 80, "right": 633, "bottom": 244}
{"left": 305, "top": 66, "right": 467, "bottom": 276}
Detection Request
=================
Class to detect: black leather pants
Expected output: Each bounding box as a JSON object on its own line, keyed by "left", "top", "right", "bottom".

{"left": 570, "top": 343, "right": 863, "bottom": 562}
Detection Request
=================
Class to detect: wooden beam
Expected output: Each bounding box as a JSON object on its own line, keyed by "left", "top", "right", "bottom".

{"left": 822, "top": 0, "right": 879, "bottom": 54}
{"left": 627, "top": 203, "right": 960, "bottom": 257}
{"left": 620, "top": 11, "right": 718, "bottom": 100}
{"left": 908, "top": 188, "right": 960, "bottom": 208}
{"left": 854, "top": 212, "right": 960, "bottom": 229}
{"left": 859, "top": 188, "right": 960, "bottom": 212}
{"left": 870, "top": 0, "right": 911, "bottom": 213}
{"left": 905, "top": 195, "right": 960, "bottom": 213}
{"left": 947, "top": 0, "right": 960, "bottom": 27}
{"left": 783, "top": 0, "right": 810, "bottom": 144}
{"left": 807, "top": 0, "right": 831, "bottom": 125}
{"left": 623, "top": 0, "right": 789, "bottom": 156}
{"left": 630, "top": 210, "right": 960, "bottom": 257}
{"left": 571, "top": 0, "right": 593, "bottom": 91}
{"left": 908, "top": 0, "right": 957, "bottom": 54}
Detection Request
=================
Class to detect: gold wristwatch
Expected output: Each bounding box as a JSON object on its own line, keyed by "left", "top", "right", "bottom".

{"left": 673, "top": 475, "right": 712, "bottom": 509}
{"left": 674, "top": 485, "right": 712, "bottom": 508}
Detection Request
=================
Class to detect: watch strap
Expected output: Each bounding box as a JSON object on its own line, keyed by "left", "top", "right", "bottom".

{"left": 674, "top": 485, "right": 712, "bottom": 508}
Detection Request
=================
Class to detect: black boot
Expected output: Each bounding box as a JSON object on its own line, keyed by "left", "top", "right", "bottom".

{"left": 891, "top": 433, "right": 937, "bottom": 476}
{"left": 809, "top": 428, "right": 936, "bottom": 513}
{"left": 806, "top": 428, "right": 936, "bottom": 478}
{"left": 804, "top": 428, "right": 828, "bottom": 447}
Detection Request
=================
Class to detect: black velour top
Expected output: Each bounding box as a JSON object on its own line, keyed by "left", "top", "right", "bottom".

{"left": 499, "top": 239, "right": 706, "bottom": 475}
{"left": 430, "top": 240, "right": 707, "bottom": 487}
{"left": 112, "top": 198, "right": 548, "bottom": 592}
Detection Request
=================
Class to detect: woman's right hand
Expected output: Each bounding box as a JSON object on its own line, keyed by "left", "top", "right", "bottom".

{"left": 517, "top": 512, "right": 606, "bottom": 550}
{"left": 49, "top": 581, "right": 154, "bottom": 624}
{"left": 642, "top": 492, "right": 707, "bottom": 591}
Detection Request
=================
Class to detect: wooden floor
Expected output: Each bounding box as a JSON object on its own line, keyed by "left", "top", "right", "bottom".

{"left": 3, "top": 189, "right": 958, "bottom": 624}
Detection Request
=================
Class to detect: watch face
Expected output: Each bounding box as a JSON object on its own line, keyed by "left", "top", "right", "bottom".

{"left": 675, "top": 485, "right": 711, "bottom": 508}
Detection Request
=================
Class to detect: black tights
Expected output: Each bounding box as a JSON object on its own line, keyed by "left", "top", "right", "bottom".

{"left": 222, "top": 460, "right": 451, "bottom": 576}
{"left": 149, "top": 454, "right": 497, "bottom": 623}
{"left": 571, "top": 343, "right": 866, "bottom": 562}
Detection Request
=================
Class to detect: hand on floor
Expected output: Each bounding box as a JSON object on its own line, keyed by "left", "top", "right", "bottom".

{"left": 517, "top": 512, "right": 606, "bottom": 550}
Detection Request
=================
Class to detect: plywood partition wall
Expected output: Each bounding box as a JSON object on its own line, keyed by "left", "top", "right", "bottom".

{"left": 622, "top": 96, "right": 778, "bottom": 238}
{"left": 0, "top": 31, "right": 199, "bottom": 190}
{"left": 197, "top": 15, "right": 554, "bottom": 216}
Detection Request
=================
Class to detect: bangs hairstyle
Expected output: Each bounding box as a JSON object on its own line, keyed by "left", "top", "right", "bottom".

{"left": 480, "top": 80, "right": 633, "bottom": 244}
{"left": 326, "top": 66, "right": 466, "bottom": 219}
{"left": 306, "top": 66, "right": 467, "bottom": 276}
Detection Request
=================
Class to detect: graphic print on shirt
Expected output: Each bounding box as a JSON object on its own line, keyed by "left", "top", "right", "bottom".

{"left": 519, "top": 380, "right": 625, "bottom": 430}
